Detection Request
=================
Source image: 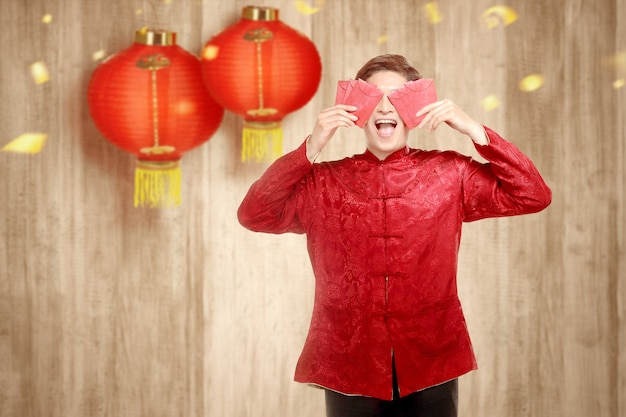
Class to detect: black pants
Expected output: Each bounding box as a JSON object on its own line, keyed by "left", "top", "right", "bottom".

{"left": 325, "top": 380, "right": 458, "bottom": 417}
{"left": 325, "top": 360, "right": 458, "bottom": 417}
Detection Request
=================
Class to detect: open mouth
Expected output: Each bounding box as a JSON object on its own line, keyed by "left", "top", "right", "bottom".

{"left": 374, "top": 119, "right": 397, "bottom": 136}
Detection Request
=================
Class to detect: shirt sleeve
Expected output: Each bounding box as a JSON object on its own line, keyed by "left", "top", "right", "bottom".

{"left": 237, "top": 139, "right": 312, "bottom": 234}
{"left": 461, "top": 126, "right": 552, "bottom": 222}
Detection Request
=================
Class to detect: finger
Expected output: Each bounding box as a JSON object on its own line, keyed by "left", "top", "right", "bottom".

{"left": 416, "top": 100, "right": 445, "bottom": 117}
{"left": 336, "top": 115, "right": 358, "bottom": 127}
{"left": 424, "top": 103, "right": 456, "bottom": 131}
{"left": 416, "top": 100, "right": 448, "bottom": 129}
{"left": 320, "top": 109, "right": 359, "bottom": 124}
{"left": 326, "top": 104, "right": 358, "bottom": 113}
{"left": 339, "top": 104, "right": 358, "bottom": 112}
{"left": 319, "top": 114, "right": 358, "bottom": 131}
{"left": 323, "top": 115, "right": 357, "bottom": 127}
{"left": 417, "top": 107, "right": 443, "bottom": 129}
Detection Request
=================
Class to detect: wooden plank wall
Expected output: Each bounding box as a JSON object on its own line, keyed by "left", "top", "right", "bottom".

{"left": 0, "top": 0, "right": 624, "bottom": 416}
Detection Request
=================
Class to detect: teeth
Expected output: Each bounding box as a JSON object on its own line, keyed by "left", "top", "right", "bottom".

{"left": 375, "top": 119, "right": 397, "bottom": 125}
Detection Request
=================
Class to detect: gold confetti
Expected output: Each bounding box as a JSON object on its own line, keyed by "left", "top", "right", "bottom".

{"left": 614, "top": 51, "right": 626, "bottom": 71}
{"left": 92, "top": 50, "right": 106, "bottom": 61}
{"left": 2, "top": 133, "right": 48, "bottom": 154}
{"left": 377, "top": 35, "right": 389, "bottom": 44}
{"left": 30, "top": 61, "right": 50, "bottom": 84}
{"left": 135, "top": 9, "right": 143, "bottom": 15}
{"left": 202, "top": 45, "right": 219, "bottom": 61}
{"left": 424, "top": 2, "right": 443, "bottom": 24}
{"left": 481, "top": 94, "right": 501, "bottom": 111}
{"left": 601, "top": 52, "right": 625, "bottom": 88}
{"left": 602, "top": 51, "right": 626, "bottom": 74}
{"left": 42, "top": 14, "right": 53, "bottom": 23}
{"left": 519, "top": 74, "right": 544, "bottom": 92}
{"left": 483, "top": 5, "right": 518, "bottom": 29}
{"left": 294, "top": 0, "right": 326, "bottom": 15}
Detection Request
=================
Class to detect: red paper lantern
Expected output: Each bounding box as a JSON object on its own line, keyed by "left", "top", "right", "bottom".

{"left": 201, "top": 6, "right": 322, "bottom": 163}
{"left": 88, "top": 29, "right": 224, "bottom": 207}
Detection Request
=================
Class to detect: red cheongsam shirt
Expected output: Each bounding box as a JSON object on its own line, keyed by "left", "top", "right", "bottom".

{"left": 237, "top": 126, "right": 551, "bottom": 400}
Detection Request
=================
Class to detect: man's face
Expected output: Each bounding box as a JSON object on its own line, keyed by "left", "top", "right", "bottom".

{"left": 362, "top": 70, "right": 410, "bottom": 160}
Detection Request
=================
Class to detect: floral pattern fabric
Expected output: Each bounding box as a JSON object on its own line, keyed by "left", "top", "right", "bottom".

{"left": 237, "top": 126, "right": 551, "bottom": 400}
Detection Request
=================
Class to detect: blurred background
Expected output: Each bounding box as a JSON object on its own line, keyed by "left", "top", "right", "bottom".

{"left": 0, "top": 0, "right": 624, "bottom": 416}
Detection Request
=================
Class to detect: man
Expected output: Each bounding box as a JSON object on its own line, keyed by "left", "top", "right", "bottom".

{"left": 238, "top": 54, "right": 551, "bottom": 417}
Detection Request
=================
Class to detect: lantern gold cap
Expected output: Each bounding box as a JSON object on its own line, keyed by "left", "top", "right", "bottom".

{"left": 242, "top": 5, "right": 278, "bottom": 21}
{"left": 135, "top": 28, "right": 177, "bottom": 46}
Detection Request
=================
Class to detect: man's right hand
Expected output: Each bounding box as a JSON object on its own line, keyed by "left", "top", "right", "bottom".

{"left": 307, "top": 104, "right": 358, "bottom": 162}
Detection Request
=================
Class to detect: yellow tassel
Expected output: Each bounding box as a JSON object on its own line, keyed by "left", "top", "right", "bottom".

{"left": 241, "top": 121, "right": 283, "bottom": 163}
{"left": 134, "top": 161, "right": 182, "bottom": 208}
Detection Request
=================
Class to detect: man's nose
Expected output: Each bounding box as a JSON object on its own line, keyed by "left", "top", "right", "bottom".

{"left": 378, "top": 95, "right": 394, "bottom": 113}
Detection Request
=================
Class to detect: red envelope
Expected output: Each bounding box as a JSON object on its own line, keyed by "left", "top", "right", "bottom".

{"left": 335, "top": 80, "right": 353, "bottom": 104}
{"left": 335, "top": 79, "right": 384, "bottom": 128}
{"left": 387, "top": 78, "right": 437, "bottom": 129}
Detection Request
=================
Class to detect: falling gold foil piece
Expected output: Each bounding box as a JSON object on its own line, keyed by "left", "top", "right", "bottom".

{"left": 602, "top": 51, "right": 626, "bottom": 88}
{"left": 92, "top": 49, "right": 106, "bottom": 61}
{"left": 135, "top": 9, "right": 143, "bottom": 15}
{"left": 2, "top": 133, "right": 48, "bottom": 154}
{"left": 30, "top": 61, "right": 50, "bottom": 84}
{"left": 424, "top": 2, "right": 443, "bottom": 24}
{"left": 202, "top": 45, "right": 219, "bottom": 60}
{"left": 481, "top": 95, "right": 501, "bottom": 111}
{"left": 42, "top": 14, "right": 53, "bottom": 23}
{"left": 377, "top": 35, "right": 389, "bottom": 44}
{"left": 613, "top": 51, "right": 626, "bottom": 72}
{"left": 483, "top": 5, "right": 518, "bottom": 28}
{"left": 294, "top": 0, "right": 326, "bottom": 15}
{"left": 519, "top": 74, "right": 544, "bottom": 92}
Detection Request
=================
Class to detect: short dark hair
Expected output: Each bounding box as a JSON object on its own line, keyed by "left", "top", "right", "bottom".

{"left": 355, "top": 54, "right": 422, "bottom": 82}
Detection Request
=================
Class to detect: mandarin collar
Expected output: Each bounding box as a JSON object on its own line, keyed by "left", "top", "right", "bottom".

{"left": 357, "top": 146, "right": 411, "bottom": 163}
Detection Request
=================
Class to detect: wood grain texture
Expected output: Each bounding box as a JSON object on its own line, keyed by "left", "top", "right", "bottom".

{"left": 0, "top": 0, "right": 623, "bottom": 416}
